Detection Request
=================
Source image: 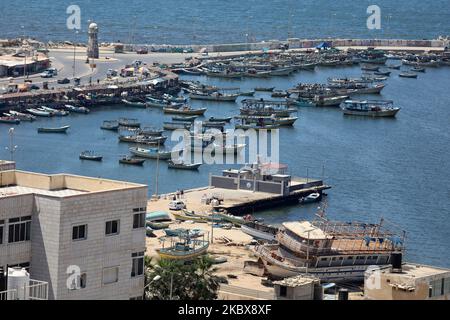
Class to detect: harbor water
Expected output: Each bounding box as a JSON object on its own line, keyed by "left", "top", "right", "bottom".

{"left": 1, "top": 63, "right": 449, "bottom": 268}
{"left": 1, "top": 0, "right": 450, "bottom": 44}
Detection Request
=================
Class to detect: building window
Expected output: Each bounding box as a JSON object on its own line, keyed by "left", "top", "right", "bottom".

{"left": 131, "top": 252, "right": 145, "bottom": 277}
{"left": 72, "top": 224, "right": 87, "bottom": 241}
{"left": 0, "top": 220, "right": 4, "bottom": 245}
{"left": 133, "top": 207, "right": 146, "bottom": 212}
{"left": 80, "top": 273, "right": 87, "bottom": 289}
{"left": 133, "top": 213, "right": 145, "bottom": 229}
{"left": 105, "top": 220, "right": 120, "bottom": 236}
{"left": 68, "top": 272, "right": 87, "bottom": 290}
{"left": 8, "top": 216, "right": 31, "bottom": 243}
{"left": 103, "top": 266, "right": 119, "bottom": 285}
{"left": 279, "top": 285, "right": 287, "bottom": 297}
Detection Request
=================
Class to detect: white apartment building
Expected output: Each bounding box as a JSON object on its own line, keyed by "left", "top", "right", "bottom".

{"left": 0, "top": 169, "right": 148, "bottom": 300}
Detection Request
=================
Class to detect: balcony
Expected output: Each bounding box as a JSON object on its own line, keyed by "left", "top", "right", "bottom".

{"left": 0, "top": 279, "right": 48, "bottom": 300}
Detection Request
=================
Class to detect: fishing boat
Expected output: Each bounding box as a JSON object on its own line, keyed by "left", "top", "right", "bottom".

{"left": 0, "top": 116, "right": 20, "bottom": 124}
{"left": 189, "top": 91, "right": 238, "bottom": 102}
{"left": 341, "top": 99, "right": 400, "bottom": 117}
{"left": 146, "top": 221, "right": 170, "bottom": 230}
{"left": 118, "top": 118, "right": 141, "bottom": 127}
{"left": 387, "top": 64, "right": 401, "bottom": 70}
{"left": 121, "top": 99, "right": 147, "bottom": 108}
{"left": 172, "top": 115, "right": 198, "bottom": 122}
{"left": 118, "top": 135, "right": 167, "bottom": 145}
{"left": 299, "top": 192, "right": 321, "bottom": 204}
{"left": 8, "top": 110, "right": 36, "bottom": 121}
{"left": 411, "top": 67, "right": 426, "bottom": 72}
{"left": 254, "top": 219, "right": 406, "bottom": 281}
{"left": 163, "top": 106, "right": 207, "bottom": 116}
{"left": 172, "top": 211, "right": 208, "bottom": 223}
{"left": 206, "top": 69, "right": 242, "bottom": 78}
{"left": 129, "top": 147, "right": 178, "bottom": 160}
{"left": 374, "top": 70, "right": 391, "bottom": 76}
{"left": 239, "top": 90, "right": 255, "bottom": 96}
{"left": 146, "top": 211, "right": 171, "bottom": 222}
{"left": 27, "top": 108, "right": 52, "bottom": 117}
{"left": 244, "top": 69, "right": 271, "bottom": 78}
{"left": 215, "top": 212, "right": 246, "bottom": 226}
{"left": 164, "top": 228, "right": 204, "bottom": 238}
{"left": 360, "top": 65, "right": 379, "bottom": 72}
{"left": 314, "top": 95, "right": 349, "bottom": 107}
{"left": 240, "top": 99, "right": 297, "bottom": 117}
{"left": 254, "top": 87, "right": 275, "bottom": 92}
{"left": 139, "top": 127, "right": 164, "bottom": 136}
{"left": 119, "top": 156, "right": 145, "bottom": 165}
{"left": 236, "top": 115, "right": 298, "bottom": 127}
{"left": 79, "top": 150, "right": 103, "bottom": 161}
{"left": 39, "top": 106, "right": 68, "bottom": 116}
{"left": 271, "top": 90, "right": 289, "bottom": 98}
{"left": 209, "top": 116, "right": 232, "bottom": 122}
{"left": 101, "top": 120, "right": 119, "bottom": 131}
{"left": 63, "top": 104, "right": 90, "bottom": 113}
{"left": 146, "top": 96, "right": 171, "bottom": 108}
{"left": 156, "top": 234, "right": 209, "bottom": 261}
{"left": 37, "top": 125, "right": 70, "bottom": 133}
{"left": 269, "top": 66, "right": 295, "bottom": 76}
{"left": 162, "top": 93, "right": 187, "bottom": 103}
{"left": 286, "top": 97, "right": 315, "bottom": 107}
{"left": 241, "top": 221, "right": 279, "bottom": 241}
{"left": 399, "top": 72, "right": 418, "bottom": 78}
{"left": 163, "top": 121, "right": 192, "bottom": 130}
{"left": 167, "top": 160, "right": 202, "bottom": 170}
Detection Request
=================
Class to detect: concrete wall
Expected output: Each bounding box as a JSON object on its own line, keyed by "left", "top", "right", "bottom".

{"left": 210, "top": 175, "right": 283, "bottom": 194}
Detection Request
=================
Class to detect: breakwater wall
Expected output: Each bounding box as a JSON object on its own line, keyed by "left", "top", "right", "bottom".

{"left": 124, "top": 38, "right": 449, "bottom": 53}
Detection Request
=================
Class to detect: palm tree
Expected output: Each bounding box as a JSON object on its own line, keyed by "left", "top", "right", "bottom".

{"left": 144, "top": 255, "right": 220, "bottom": 300}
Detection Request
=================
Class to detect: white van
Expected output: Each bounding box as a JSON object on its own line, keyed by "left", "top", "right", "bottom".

{"left": 168, "top": 200, "right": 186, "bottom": 211}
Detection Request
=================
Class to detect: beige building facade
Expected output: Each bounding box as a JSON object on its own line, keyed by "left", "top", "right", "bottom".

{"left": 0, "top": 170, "right": 147, "bottom": 300}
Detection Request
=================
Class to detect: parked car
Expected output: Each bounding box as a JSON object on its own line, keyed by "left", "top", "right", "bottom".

{"left": 40, "top": 71, "right": 53, "bottom": 78}
{"left": 136, "top": 47, "right": 148, "bottom": 54}
{"left": 57, "top": 78, "right": 70, "bottom": 84}
{"left": 168, "top": 200, "right": 186, "bottom": 211}
{"left": 29, "top": 84, "right": 40, "bottom": 90}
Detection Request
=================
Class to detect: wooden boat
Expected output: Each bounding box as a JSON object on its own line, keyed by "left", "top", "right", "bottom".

{"left": 164, "top": 228, "right": 204, "bottom": 238}
{"left": 146, "top": 211, "right": 171, "bottom": 222}
{"left": 146, "top": 97, "right": 170, "bottom": 108}
{"left": 163, "top": 121, "right": 192, "bottom": 130}
{"left": 101, "top": 120, "right": 119, "bottom": 131}
{"left": 146, "top": 221, "right": 170, "bottom": 230}
{"left": 374, "top": 70, "right": 391, "bottom": 76}
{"left": 387, "top": 64, "right": 401, "bottom": 70}
{"left": 172, "top": 115, "right": 197, "bottom": 122}
{"left": 239, "top": 90, "right": 255, "bottom": 96}
{"left": 254, "top": 87, "right": 275, "bottom": 92}
{"left": 189, "top": 91, "right": 238, "bottom": 102}
{"left": 399, "top": 72, "right": 418, "bottom": 78}
{"left": 235, "top": 122, "right": 280, "bottom": 130}
{"left": 271, "top": 90, "right": 289, "bottom": 98}
{"left": 119, "top": 156, "right": 145, "bottom": 165}
{"left": 118, "top": 118, "right": 141, "bottom": 127}
{"left": 360, "top": 65, "right": 379, "bottom": 71}
{"left": 121, "top": 99, "right": 146, "bottom": 108}
{"left": 269, "top": 66, "right": 295, "bottom": 76}
{"left": 216, "top": 212, "right": 246, "bottom": 226}
{"left": 172, "top": 211, "right": 207, "bottom": 223}
{"left": 209, "top": 116, "right": 232, "bottom": 122}
{"left": 162, "top": 93, "right": 187, "bottom": 103}
{"left": 286, "top": 98, "right": 315, "bottom": 107}
{"left": 37, "top": 125, "right": 70, "bottom": 133}
{"left": 0, "top": 116, "right": 20, "bottom": 124}
{"left": 244, "top": 69, "right": 271, "bottom": 78}
{"left": 163, "top": 106, "right": 207, "bottom": 115}
{"left": 236, "top": 115, "right": 298, "bottom": 126}
{"left": 411, "top": 67, "right": 426, "bottom": 73}
{"left": 341, "top": 99, "right": 400, "bottom": 117}
{"left": 27, "top": 108, "right": 51, "bottom": 117}
{"left": 241, "top": 221, "right": 278, "bottom": 241}
{"left": 79, "top": 150, "right": 103, "bottom": 161}
{"left": 39, "top": 106, "right": 68, "bottom": 116}
{"left": 206, "top": 70, "right": 242, "bottom": 78}
{"left": 145, "top": 227, "right": 157, "bottom": 238}
{"left": 139, "top": 127, "right": 164, "bottom": 136}
{"left": 63, "top": 104, "right": 90, "bottom": 113}
{"left": 167, "top": 160, "right": 201, "bottom": 170}
{"left": 8, "top": 110, "right": 35, "bottom": 121}
{"left": 314, "top": 95, "right": 349, "bottom": 107}
{"left": 119, "top": 135, "right": 167, "bottom": 145}
{"left": 156, "top": 238, "right": 209, "bottom": 260}
{"left": 129, "top": 147, "right": 178, "bottom": 160}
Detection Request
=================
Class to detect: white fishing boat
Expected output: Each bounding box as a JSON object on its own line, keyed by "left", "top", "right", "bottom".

{"left": 341, "top": 99, "right": 400, "bottom": 117}
{"left": 27, "top": 108, "right": 52, "bottom": 117}
{"left": 299, "top": 192, "right": 321, "bottom": 204}
{"left": 9, "top": 110, "right": 36, "bottom": 121}
{"left": 314, "top": 95, "right": 349, "bottom": 107}
{"left": 241, "top": 221, "right": 279, "bottom": 241}
{"left": 129, "top": 147, "right": 181, "bottom": 160}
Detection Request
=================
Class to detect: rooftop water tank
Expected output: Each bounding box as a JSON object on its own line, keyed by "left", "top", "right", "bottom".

{"left": 7, "top": 267, "right": 30, "bottom": 300}
{"left": 391, "top": 252, "right": 403, "bottom": 273}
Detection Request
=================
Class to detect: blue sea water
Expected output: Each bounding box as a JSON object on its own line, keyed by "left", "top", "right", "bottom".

{"left": 1, "top": 0, "right": 450, "bottom": 44}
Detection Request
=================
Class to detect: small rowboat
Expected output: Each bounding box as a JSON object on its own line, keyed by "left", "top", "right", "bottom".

{"left": 146, "top": 221, "right": 170, "bottom": 230}
{"left": 374, "top": 70, "right": 391, "bottom": 76}
{"left": 129, "top": 147, "right": 178, "bottom": 160}
{"left": 121, "top": 99, "right": 146, "bottom": 108}
{"left": 239, "top": 90, "right": 255, "bottom": 96}
{"left": 361, "top": 65, "right": 379, "bottom": 71}
{"left": 163, "top": 121, "right": 192, "bottom": 130}
{"left": 37, "top": 125, "right": 70, "bottom": 133}
{"left": 399, "top": 72, "right": 418, "bottom": 78}
{"left": 79, "top": 150, "right": 102, "bottom": 161}
{"left": 387, "top": 64, "right": 401, "bottom": 70}
{"left": 119, "top": 156, "right": 145, "bottom": 165}
{"left": 27, "top": 108, "right": 51, "bottom": 117}
{"left": 172, "top": 211, "right": 207, "bottom": 223}
{"left": 146, "top": 211, "right": 171, "bottom": 222}
{"left": 254, "top": 87, "right": 275, "bottom": 92}
{"left": 101, "top": 120, "right": 119, "bottom": 131}
{"left": 299, "top": 192, "right": 321, "bottom": 204}
{"left": 156, "top": 239, "right": 209, "bottom": 261}
{"left": 0, "top": 116, "right": 20, "bottom": 124}
{"left": 163, "top": 106, "right": 207, "bottom": 115}
{"left": 164, "top": 228, "right": 204, "bottom": 238}
{"left": 118, "top": 118, "right": 141, "bottom": 127}
{"left": 411, "top": 67, "right": 426, "bottom": 73}
{"left": 172, "top": 115, "right": 198, "bottom": 122}
{"left": 9, "top": 110, "right": 35, "bottom": 121}
{"left": 168, "top": 160, "right": 201, "bottom": 170}
{"left": 209, "top": 116, "right": 232, "bottom": 122}
{"left": 63, "top": 104, "right": 90, "bottom": 113}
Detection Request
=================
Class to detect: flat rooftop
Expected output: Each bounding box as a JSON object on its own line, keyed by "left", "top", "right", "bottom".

{"left": 0, "top": 170, "right": 146, "bottom": 199}
{"left": 381, "top": 263, "right": 450, "bottom": 279}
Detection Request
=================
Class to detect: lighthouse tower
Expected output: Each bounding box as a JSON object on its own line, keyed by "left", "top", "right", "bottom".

{"left": 87, "top": 22, "right": 99, "bottom": 59}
